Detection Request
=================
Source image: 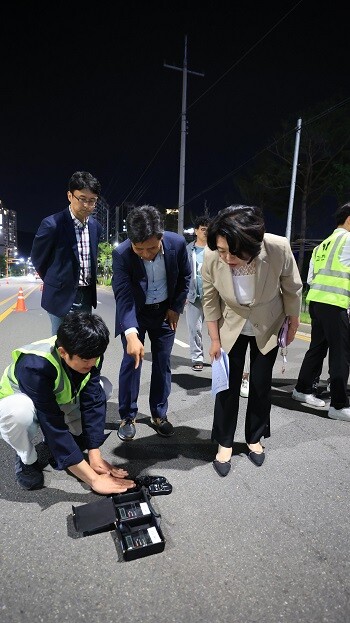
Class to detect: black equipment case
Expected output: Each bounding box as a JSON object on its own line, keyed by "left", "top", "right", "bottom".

{"left": 72, "top": 486, "right": 166, "bottom": 561}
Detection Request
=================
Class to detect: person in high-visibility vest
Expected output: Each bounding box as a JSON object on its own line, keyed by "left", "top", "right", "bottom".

{"left": 0, "top": 311, "right": 136, "bottom": 493}
{"left": 292, "top": 202, "right": 350, "bottom": 421}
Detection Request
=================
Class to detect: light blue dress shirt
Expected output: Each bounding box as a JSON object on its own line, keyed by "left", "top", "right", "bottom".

{"left": 144, "top": 251, "right": 168, "bottom": 304}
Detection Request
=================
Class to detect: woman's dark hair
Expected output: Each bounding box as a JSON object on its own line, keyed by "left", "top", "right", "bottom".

{"left": 56, "top": 312, "right": 109, "bottom": 359}
{"left": 206, "top": 205, "right": 265, "bottom": 260}
{"left": 126, "top": 205, "right": 164, "bottom": 243}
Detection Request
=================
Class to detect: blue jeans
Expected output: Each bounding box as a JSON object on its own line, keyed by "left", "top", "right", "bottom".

{"left": 48, "top": 287, "right": 93, "bottom": 335}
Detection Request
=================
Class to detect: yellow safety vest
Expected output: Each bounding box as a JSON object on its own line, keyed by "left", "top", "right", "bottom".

{"left": 306, "top": 230, "right": 350, "bottom": 309}
{"left": 0, "top": 337, "right": 96, "bottom": 401}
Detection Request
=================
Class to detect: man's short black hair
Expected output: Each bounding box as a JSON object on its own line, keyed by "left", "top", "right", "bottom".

{"left": 56, "top": 312, "right": 109, "bottom": 359}
{"left": 126, "top": 205, "right": 164, "bottom": 243}
{"left": 68, "top": 171, "right": 101, "bottom": 196}
{"left": 335, "top": 202, "right": 350, "bottom": 227}
{"left": 193, "top": 215, "right": 211, "bottom": 229}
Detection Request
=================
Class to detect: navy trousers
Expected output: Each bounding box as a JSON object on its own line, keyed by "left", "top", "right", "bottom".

{"left": 118, "top": 303, "right": 175, "bottom": 421}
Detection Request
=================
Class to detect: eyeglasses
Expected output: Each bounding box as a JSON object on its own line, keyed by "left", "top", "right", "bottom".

{"left": 72, "top": 193, "right": 98, "bottom": 207}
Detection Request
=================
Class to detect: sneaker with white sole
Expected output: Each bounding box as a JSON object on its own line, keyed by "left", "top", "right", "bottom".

{"left": 240, "top": 378, "right": 249, "bottom": 398}
{"left": 328, "top": 406, "right": 350, "bottom": 421}
{"left": 292, "top": 389, "right": 326, "bottom": 407}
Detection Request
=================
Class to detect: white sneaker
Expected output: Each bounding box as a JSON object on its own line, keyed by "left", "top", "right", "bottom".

{"left": 240, "top": 378, "right": 249, "bottom": 398}
{"left": 292, "top": 389, "right": 326, "bottom": 407}
{"left": 328, "top": 406, "right": 350, "bottom": 422}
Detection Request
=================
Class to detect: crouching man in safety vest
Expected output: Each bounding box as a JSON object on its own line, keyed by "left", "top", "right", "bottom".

{"left": 0, "top": 311, "right": 136, "bottom": 493}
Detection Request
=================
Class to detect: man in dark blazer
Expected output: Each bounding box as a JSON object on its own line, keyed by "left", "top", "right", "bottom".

{"left": 112, "top": 205, "right": 191, "bottom": 441}
{"left": 30, "top": 171, "right": 102, "bottom": 335}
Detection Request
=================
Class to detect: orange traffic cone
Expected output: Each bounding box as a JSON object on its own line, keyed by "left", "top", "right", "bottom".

{"left": 15, "top": 287, "right": 28, "bottom": 312}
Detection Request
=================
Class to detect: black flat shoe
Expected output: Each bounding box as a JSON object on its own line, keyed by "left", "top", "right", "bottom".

{"left": 248, "top": 451, "right": 265, "bottom": 467}
{"left": 212, "top": 459, "right": 231, "bottom": 477}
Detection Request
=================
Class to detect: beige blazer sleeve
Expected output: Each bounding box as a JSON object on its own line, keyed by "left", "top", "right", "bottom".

{"left": 201, "top": 233, "right": 302, "bottom": 355}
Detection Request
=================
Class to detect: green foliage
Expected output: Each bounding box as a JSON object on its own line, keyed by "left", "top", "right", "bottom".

{"left": 97, "top": 242, "right": 113, "bottom": 281}
{"left": 300, "top": 310, "right": 311, "bottom": 324}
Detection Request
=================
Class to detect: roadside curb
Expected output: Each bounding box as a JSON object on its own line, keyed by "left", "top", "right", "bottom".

{"left": 299, "top": 322, "right": 311, "bottom": 335}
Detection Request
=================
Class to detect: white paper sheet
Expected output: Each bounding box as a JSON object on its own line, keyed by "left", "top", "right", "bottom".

{"left": 211, "top": 349, "right": 230, "bottom": 397}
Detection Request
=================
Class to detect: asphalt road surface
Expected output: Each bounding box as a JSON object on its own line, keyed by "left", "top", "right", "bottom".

{"left": 0, "top": 277, "right": 349, "bottom": 623}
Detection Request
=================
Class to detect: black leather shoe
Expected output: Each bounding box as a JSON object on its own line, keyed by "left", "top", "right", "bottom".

{"left": 117, "top": 419, "right": 136, "bottom": 441}
{"left": 212, "top": 459, "right": 231, "bottom": 477}
{"left": 248, "top": 451, "right": 265, "bottom": 467}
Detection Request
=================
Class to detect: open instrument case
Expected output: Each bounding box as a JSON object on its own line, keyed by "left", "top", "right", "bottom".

{"left": 72, "top": 476, "right": 172, "bottom": 561}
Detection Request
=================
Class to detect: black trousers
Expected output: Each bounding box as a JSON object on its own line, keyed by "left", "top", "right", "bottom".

{"left": 212, "top": 334, "right": 278, "bottom": 447}
{"left": 295, "top": 302, "right": 350, "bottom": 409}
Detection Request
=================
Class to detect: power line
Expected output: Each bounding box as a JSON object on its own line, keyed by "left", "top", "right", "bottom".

{"left": 106, "top": 1, "right": 306, "bottom": 213}
{"left": 183, "top": 96, "right": 350, "bottom": 208}
{"left": 187, "top": 0, "right": 304, "bottom": 113}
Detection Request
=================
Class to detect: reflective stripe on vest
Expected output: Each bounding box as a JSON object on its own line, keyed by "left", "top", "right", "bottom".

{"left": 306, "top": 231, "right": 350, "bottom": 309}
{"left": 0, "top": 337, "right": 95, "bottom": 401}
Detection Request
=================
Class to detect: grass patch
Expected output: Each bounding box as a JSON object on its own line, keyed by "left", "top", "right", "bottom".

{"left": 300, "top": 310, "right": 311, "bottom": 324}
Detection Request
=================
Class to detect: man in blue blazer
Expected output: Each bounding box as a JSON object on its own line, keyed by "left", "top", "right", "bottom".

{"left": 112, "top": 205, "right": 191, "bottom": 441}
{"left": 31, "top": 171, "right": 102, "bottom": 335}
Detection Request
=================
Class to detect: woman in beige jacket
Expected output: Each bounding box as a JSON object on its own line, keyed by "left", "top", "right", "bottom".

{"left": 202, "top": 205, "right": 302, "bottom": 476}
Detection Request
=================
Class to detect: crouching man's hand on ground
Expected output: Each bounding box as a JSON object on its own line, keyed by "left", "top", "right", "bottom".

{"left": 90, "top": 473, "right": 136, "bottom": 495}
{"left": 68, "top": 453, "right": 136, "bottom": 495}
{"left": 88, "top": 449, "right": 129, "bottom": 478}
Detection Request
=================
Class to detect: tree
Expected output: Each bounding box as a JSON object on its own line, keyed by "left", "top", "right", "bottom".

{"left": 97, "top": 242, "right": 113, "bottom": 283}
{"left": 234, "top": 97, "right": 350, "bottom": 276}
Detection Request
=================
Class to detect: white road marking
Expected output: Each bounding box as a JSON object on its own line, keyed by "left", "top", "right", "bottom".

{"left": 174, "top": 338, "right": 189, "bottom": 348}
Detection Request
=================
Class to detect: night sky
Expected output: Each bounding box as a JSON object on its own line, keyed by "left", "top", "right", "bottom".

{"left": 1, "top": 1, "right": 349, "bottom": 255}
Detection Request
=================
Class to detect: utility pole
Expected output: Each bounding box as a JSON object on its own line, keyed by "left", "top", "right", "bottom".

{"left": 115, "top": 204, "right": 120, "bottom": 244}
{"left": 285, "top": 118, "right": 302, "bottom": 242}
{"left": 164, "top": 36, "right": 204, "bottom": 235}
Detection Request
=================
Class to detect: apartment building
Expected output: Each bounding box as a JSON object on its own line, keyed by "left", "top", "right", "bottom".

{"left": 0, "top": 200, "right": 18, "bottom": 257}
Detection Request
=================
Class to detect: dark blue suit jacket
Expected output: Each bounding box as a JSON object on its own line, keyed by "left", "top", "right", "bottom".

{"left": 112, "top": 231, "right": 191, "bottom": 337}
{"left": 30, "top": 207, "right": 102, "bottom": 316}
